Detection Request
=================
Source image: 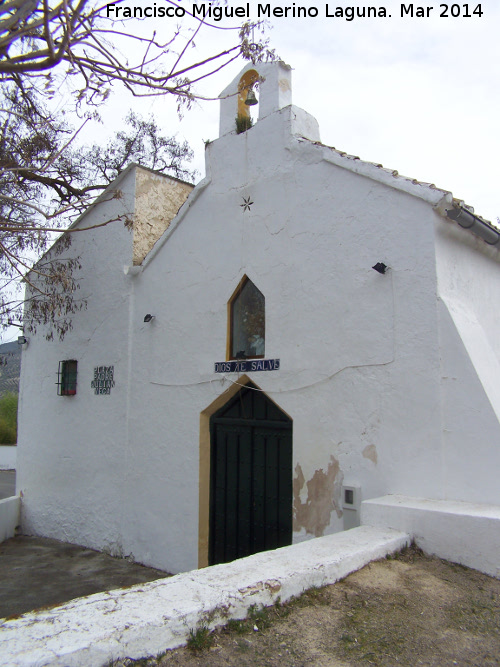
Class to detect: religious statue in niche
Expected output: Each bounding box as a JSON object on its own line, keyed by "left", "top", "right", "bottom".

{"left": 230, "top": 277, "right": 265, "bottom": 359}
{"left": 91, "top": 365, "right": 115, "bottom": 395}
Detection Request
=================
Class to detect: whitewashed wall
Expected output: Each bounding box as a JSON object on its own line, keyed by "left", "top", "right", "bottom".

{"left": 17, "top": 64, "right": 500, "bottom": 574}
{"left": 123, "top": 105, "right": 454, "bottom": 573}
{"left": 17, "top": 169, "right": 137, "bottom": 556}
{"left": 435, "top": 221, "right": 500, "bottom": 504}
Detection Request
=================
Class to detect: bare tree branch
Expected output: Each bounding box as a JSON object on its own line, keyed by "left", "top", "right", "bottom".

{"left": 0, "top": 88, "right": 196, "bottom": 339}
{"left": 0, "top": 1, "right": 275, "bottom": 106}
{"left": 0, "top": 1, "right": 275, "bottom": 339}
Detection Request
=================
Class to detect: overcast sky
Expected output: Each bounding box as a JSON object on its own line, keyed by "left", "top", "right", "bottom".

{"left": 96, "top": 0, "right": 499, "bottom": 223}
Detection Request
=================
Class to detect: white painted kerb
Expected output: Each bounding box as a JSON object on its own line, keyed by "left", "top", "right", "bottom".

{"left": 361, "top": 495, "right": 500, "bottom": 578}
{"left": 0, "top": 525, "right": 408, "bottom": 667}
{"left": 0, "top": 496, "right": 20, "bottom": 544}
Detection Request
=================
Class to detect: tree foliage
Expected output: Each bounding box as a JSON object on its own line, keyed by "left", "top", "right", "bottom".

{"left": 0, "top": 1, "right": 274, "bottom": 339}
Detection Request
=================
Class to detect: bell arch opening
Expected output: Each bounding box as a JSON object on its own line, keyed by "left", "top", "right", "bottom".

{"left": 236, "top": 69, "right": 259, "bottom": 132}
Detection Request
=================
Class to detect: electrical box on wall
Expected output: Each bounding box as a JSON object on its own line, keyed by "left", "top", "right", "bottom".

{"left": 342, "top": 484, "right": 361, "bottom": 531}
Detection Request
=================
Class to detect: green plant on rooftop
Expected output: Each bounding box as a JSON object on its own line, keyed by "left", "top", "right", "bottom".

{"left": 236, "top": 114, "right": 254, "bottom": 134}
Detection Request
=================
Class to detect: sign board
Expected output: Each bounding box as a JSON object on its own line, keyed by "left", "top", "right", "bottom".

{"left": 91, "top": 365, "right": 115, "bottom": 395}
{"left": 214, "top": 359, "right": 280, "bottom": 373}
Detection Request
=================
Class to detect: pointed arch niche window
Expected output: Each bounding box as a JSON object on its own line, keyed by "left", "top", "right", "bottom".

{"left": 228, "top": 276, "right": 265, "bottom": 360}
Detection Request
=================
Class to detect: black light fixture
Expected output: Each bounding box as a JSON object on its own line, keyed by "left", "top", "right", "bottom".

{"left": 244, "top": 88, "right": 258, "bottom": 106}
{"left": 143, "top": 314, "right": 155, "bottom": 323}
{"left": 372, "top": 262, "right": 388, "bottom": 274}
{"left": 17, "top": 335, "right": 28, "bottom": 345}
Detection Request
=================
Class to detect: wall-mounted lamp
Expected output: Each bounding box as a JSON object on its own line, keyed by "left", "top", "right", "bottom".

{"left": 372, "top": 262, "right": 388, "bottom": 275}
{"left": 244, "top": 88, "right": 258, "bottom": 106}
{"left": 17, "top": 335, "right": 28, "bottom": 345}
{"left": 144, "top": 314, "right": 155, "bottom": 323}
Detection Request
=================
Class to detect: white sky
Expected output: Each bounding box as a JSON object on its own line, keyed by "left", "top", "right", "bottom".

{"left": 96, "top": 0, "right": 499, "bottom": 222}
{"left": 3, "top": 1, "right": 499, "bottom": 343}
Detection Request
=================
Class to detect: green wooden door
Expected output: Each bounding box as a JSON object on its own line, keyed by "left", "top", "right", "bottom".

{"left": 209, "top": 383, "right": 292, "bottom": 565}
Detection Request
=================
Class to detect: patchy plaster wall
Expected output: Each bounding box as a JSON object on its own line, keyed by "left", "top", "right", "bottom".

{"left": 133, "top": 169, "right": 193, "bottom": 265}
{"left": 293, "top": 457, "right": 343, "bottom": 537}
{"left": 362, "top": 444, "right": 378, "bottom": 465}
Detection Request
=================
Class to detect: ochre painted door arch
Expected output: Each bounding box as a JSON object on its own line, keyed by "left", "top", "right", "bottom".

{"left": 209, "top": 382, "right": 292, "bottom": 565}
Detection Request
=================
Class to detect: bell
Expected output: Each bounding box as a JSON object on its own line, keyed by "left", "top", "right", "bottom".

{"left": 244, "top": 88, "right": 258, "bottom": 106}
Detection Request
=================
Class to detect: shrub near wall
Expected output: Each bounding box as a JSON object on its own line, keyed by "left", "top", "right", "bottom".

{"left": 0, "top": 393, "right": 17, "bottom": 445}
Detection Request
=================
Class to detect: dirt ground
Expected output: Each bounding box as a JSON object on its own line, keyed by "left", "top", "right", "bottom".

{"left": 112, "top": 545, "right": 500, "bottom": 667}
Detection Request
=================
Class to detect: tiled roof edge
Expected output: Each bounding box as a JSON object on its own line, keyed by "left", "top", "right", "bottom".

{"left": 300, "top": 137, "right": 499, "bottom": 249}
{"left": 303, "top": 138, "right": 449, "bottom": 205}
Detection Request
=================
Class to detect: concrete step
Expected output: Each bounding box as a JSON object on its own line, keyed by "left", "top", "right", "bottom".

{"left": 362, "top": 494, "right": 500, "bottom": 578}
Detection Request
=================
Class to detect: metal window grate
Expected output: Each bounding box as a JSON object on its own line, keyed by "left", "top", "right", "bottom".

{"left": 57, "top": 360, "right": 77, "bottom": 396}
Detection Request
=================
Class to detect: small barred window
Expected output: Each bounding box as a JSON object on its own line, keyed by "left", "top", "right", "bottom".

{"left": 57, "top": 360, "right": 77, "bottom": 396}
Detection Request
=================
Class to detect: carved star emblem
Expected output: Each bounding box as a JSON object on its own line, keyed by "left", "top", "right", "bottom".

{"left": 240, "top": 196, "right": 254, "bottom": 212}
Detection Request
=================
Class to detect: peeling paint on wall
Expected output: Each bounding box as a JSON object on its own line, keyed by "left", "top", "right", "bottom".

{"left": 363, "top": 444, "right": 378, "bottom": 464}
{"left": 133, "top": 168, "right": 193, "bottom": 265}
{"left": 293, "top": 456, "right": 344, "bottom": 537}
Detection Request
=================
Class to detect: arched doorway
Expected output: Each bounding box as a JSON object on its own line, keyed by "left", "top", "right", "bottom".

{"left": 209, "top": 382, "right": 292, "bottom": 565}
